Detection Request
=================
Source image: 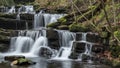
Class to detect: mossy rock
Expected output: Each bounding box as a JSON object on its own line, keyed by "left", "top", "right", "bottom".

{"left": 112, "top": 60, "right": 120, "bottom": 68}
{"left": 69, "top": 23, "right": 87, "bottom": 32}
{"left": 47, "top": 22, "right": 60, "bottom": 28}
{"left": 58, "top": 25, "right": 69, "bottom": 30}
{"left": 11, "top": 58, "right": 36, "bottom": 66}
{"left": 0, "top": 13, "right": 17, "bottom": 19}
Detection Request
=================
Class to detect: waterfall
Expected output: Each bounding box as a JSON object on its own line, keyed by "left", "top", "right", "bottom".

{"left": 30, "top": 36, "right": 48, "bottom": 55}
{"left": 81, "top": 33, "right": 87, "bottom": 41}
{"left": 34, "top": 11, "right": 65, "bottom": 29}
{"left": 13, "top": 36, "right": 34, "bottom": 53}
{"left": 6, "top": 6, "right": 15, "bottom": 14}
{"left": 34, "top": 10, "right": 44, "bottom": 29}
{"left": 17, "top": 5, "right": 35, "bottom": 20}
{"left": 78, "top": 33, "right": 93, "bottom": 63}
{"left": 18, "top": 30, "right": 46, "bottom": 40}
{"left": 52, "top": 30, "right": 76, "bottom": 60}
{"left": 57, "top": 30, "right": 76, "bottom": 47}
{"left": 43, "top": 14, "right": 65, "bottom": 27}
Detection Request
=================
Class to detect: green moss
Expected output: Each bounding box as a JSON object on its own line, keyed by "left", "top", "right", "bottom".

{"left": 114, "top": 30, "right": 120, "bottom": 41}
{"left": 112, "top": 60, "right": 120, "bottom": 68}
{"left": 110, "top": 45, "right": 120, "bottom": 58}
{"left": 69, "top": 23, "right": 87, "bottom": 32}
{"left": 58, "top": 17, "right": 67, "bottom": 25}
{"left": 58, "top": 25, "right": 68, "bottom": 30}
{"left": 18, "top": 58, "right": 31, "bottom": 64}
{"left": 47, "top": 22, "right": 60, "bottom": 28}
{"left": 0, "top": 0, "right": 15, "bottom": 6}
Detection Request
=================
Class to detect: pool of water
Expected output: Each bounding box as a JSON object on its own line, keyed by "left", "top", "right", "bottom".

{"left": 0, "top": 57, "right": 111, "bottom": 68}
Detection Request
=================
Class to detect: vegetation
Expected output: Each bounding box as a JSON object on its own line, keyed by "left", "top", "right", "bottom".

{"left": 0, "top": 0, "right": 15, "bottom": 6}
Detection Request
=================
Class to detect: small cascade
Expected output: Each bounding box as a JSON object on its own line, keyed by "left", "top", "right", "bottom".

{"left": 34, "top": 10, "right": 44, "bottom": 29}
{"left": 30, "top": 36, "right": 48, "bottom": 55}
{"left": 9, "top": 36, "right": 34, "bottom": 53}
{"left": 43, "top": 14, "right": 65, "bottom": 27}
{"left": 81, "top": 33, "right": 87, "bottom": 41}
{"left": 18, "top": 30, "right": 46, "bottom": 40}
{"left": 77, "top": 33, "right": 93, "bottom": 63}
{"left": 52, "top": 30, "right": 76, "bottom": 60}
{"left": 6, "top": 6, "right": 15, "bottom": 14}
{"left": 34, "top": 11, "right": 65, "bottom": 29}
{"left": 17, "top": 5, "right": 35, "bottom": 20}
{"left": 57, "top": 30, "right": 76, "bottom": 47}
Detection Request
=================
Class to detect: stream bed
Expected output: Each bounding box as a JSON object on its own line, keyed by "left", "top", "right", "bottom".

{"left": 0, "top": 57, "right": 111, "bottom": 68}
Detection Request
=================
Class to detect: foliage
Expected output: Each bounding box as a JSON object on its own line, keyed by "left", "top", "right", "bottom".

{"left": 110, "top": 45, "right": 120, "bottom": 58}
{"left": 0, "top": 0, "right": 15, "bottom": 6}
{"left": 58, "top": 17, "right": 67, "bottom": 25}
{"left": 114, "top": 30, "right": 120, "bottom": 41}
{"left": 69, "top": 23, "right": 87, "bottom": 32}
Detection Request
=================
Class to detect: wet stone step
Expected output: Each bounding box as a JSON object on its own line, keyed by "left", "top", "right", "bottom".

{"left": 76, "top": 32, "right": 101, "bottom": 43}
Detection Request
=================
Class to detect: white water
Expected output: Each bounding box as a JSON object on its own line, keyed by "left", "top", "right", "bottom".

{"left": 6, "top": 6, "right": 15, "bottom": 14}
{"left": 17, "top": 5, "right": 35, "bottom": 20}
{"left": 43, "top": 14, "right": 65, "bottom": 27}
{"left": 18, "top": 30, "right": 46, "bottom": 40}
{"left": 78, "top": 33, "right": 93, "bottom": 62}
{"left": 34, "top": 10, "right": 44, "bottom": 29}
{"left": 52, "top": 30, "right": 76, "bottom": 60}
{"left": 1, "top": 36, "right": 51, "bottom": 57}
{"left": 34, "top": 11, "right": 65, "bottom": 29}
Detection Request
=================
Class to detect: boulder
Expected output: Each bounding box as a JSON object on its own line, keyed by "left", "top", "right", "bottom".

{"left": 73, "top": 41, "right": 86, "bottom": 53}
{"left": 86, "top": 32, "right": 101, "bottom": 43}
{"left": 11, "top": 58, "right": 36, "bottom": 66}
{"left": 39, "top": 47, "right": 53, "bottom": 59}
{"left": 0, "top": 44, "right": 9, "bottom": 52}
{"left": 4, "top": 55, "right": 25, "bottom": 61}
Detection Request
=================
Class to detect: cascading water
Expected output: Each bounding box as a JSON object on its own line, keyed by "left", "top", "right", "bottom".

{"left": 78, "top": 33, "right": 93, "bottom": 63}
{"left": 52, "top": 30, "right": 76, "bottom": 60}
{"left": 17, "top": 5, "right": 35, "bottom": 20}
{"left": 6, "top": 6, "right": 15, "bottom": 14}
{"left": 10, "top": 36, "right": 34, "bottom": 53}
{"left": 18, "top": 30, "right": 46, "bottom": 40}
{"left": 43, "top": 14, "right": 65, "bottom": 27}
{"left": 34, "top": 11, "right": 65, "bottom": 29}
{"left": 0, "top": 7, "right": 67, "bottom": 58}
{"left": 34, "top": 10, "right": 44, "bottom": 29}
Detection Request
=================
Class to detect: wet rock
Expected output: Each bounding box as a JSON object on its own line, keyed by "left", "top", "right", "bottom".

{"left": 0, "top": 18, "right": 32, "bottom": 30}
{"left": 20, "top": 14, "right": 34, "bottom": 20}
{"left": 47, "top": 29, "right": 60, "bottom": 50}
{"left": 4, "top": 55, "right": 25, "bottom": 61}
{"left": 11, "top": 58, "right": 36, "bottom": 66}
{"left": 81, "top": 54, "right": 91, "bottom": 62}
{"left": 58, "top": 25, "right": 69, "bottom": 30}
{"left": 47, "top": 29, "right": 59, "bottom": 40}
{"left": 73, "top": 41, "right": 86, "bottom": 53}
{"left": 92, "top": 44, "right": 104, "bottom": 53}
{"left": 86, "top": 32, "right": 101, "bottom": 43}
{"left": 0, "top": 44, "right": 9, "bottom": 52}
{"left": 76, "top": 32, "right": 101, "bottom": 43}
{"left": 69, "top": 52, "right": 78, "bottom": 59}
{"left": 76, "top": 32, "right": 82, "bottom": 41}
{"left": 39, "top": 47, "right": 53, "bottom": 59}
{"left": 0, "top": 14, "right": 17, "bottom": 19}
